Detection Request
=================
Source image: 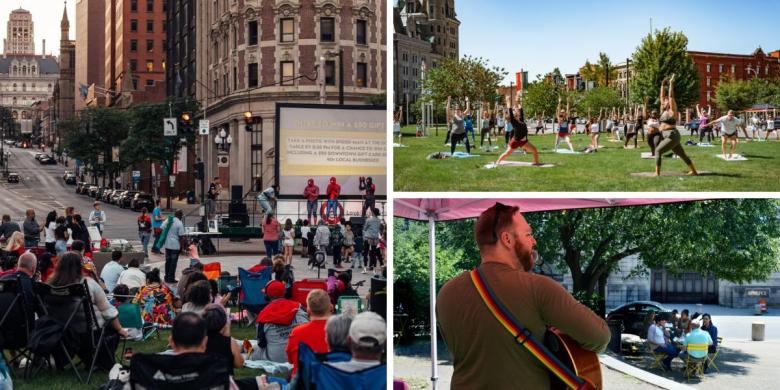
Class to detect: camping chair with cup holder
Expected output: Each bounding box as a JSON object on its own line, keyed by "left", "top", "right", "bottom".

{"left": 115, "top": 299, "right": 160, "bottom": 366}
{"left": 0, "top": 277, "right": 36, "bottom": 375}
{"left": 236, "top": 266, "right": 272, "bottom": 327}
{"left": 129, "top": 352, "right": 231, "bottom": 389}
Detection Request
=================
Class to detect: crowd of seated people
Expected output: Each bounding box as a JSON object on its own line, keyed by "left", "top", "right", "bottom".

{"left": 646, "top": 309, "right": 719, "bottom": 373}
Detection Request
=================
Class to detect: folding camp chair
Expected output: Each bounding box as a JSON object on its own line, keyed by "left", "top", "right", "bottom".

{"left": 292, "top": 279, "right": 328, "bottom": 310}
{"left": 116, "top": 302, "right": 159, "bottom": 365}
{"left": 129, "top": 352, "right": 230, "bottom": 389}
{"left": 237, "top": 267, "right": 272, "bottom": 327}
{"left": 203, "top": 262, "right": 221, "bottom": 280}
{"left": 646, "top": 342, "right": 667, "bottom": 372}
{"left": 296, "top": 343, "right": 385, "bottom": 390}
{"left": 0, "top": 277, "right": 35, "bottom": 372}
{"left": 33, "top": 280, "right": 113, "bottom": 384}
{"left": 682, "top": 343, "right": 709, "bottom": 380}
{"left": 707, "top": 336, "right": 722, "bottom": 372}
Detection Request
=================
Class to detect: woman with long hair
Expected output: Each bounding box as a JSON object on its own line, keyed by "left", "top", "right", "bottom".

{"left": 262, "top": 212, "right": 281, "bottom": 257}
{"left": 48, "top": 252, "right": 128, "bottom": 370}
{"left": 653, "top": 74, "right": 698, "bottom": 176}
{"left": 4, "top": 231, "right": 25, "bottom": 256}
{"left": 282, "top": 219, "right": 295, "bottom": 265}
{"left": 53, "top": 216, "right": 69, "bottom": 255}
{"left": 44, "top": 210, "right": 58, "bottom": 254}
{"left": 554, "top": 96, "right": 575, "bottom": 152}
{"left": 446, "top": 96, "right": 472, "bottom": 155}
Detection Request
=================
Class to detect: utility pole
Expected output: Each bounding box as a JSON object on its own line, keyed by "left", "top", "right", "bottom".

{"left": 338, "top": 48, "right": 344, "bottom": 105}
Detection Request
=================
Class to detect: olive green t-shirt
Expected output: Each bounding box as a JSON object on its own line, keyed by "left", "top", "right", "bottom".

{"left": 437, "top": 262, "right": 611, "bottom": 389}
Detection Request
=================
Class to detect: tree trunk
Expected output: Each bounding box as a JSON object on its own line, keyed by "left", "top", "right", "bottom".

{"left": 597, "top": 273, "right": 608, "bottom": 317}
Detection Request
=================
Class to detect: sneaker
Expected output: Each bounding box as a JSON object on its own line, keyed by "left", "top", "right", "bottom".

{"left": 361, "top": 270, "right": 367, "bottom": 274}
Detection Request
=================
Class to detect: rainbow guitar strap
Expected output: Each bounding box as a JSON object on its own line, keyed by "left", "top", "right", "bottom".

{"left": 469, "top": 267, "right": 588, "bottom": 390}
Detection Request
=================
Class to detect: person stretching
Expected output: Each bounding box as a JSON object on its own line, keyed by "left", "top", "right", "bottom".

{"left": 697, "top": 104, "right": 713, "bottom": 144}
{"left": 588, "top": 108, "right": 603, "bottom": 151}
{"left": 765, "top": 110, "right": 778, "bottom": 141}
{"left": 534, "top": 112, "right": 545, "bottom": 135}
{"left": 464, "top": 104, "right": 476, "bottom": 144}
{"left": 643, "top": 97, "right": 662, "bottom": 157}
{"left": 479, "top": 102, "right": 493, "bottom": 148}
{"left": 623, "top": 107, "right": 638, "bottom": 149}
{"left": 554, "top": 96, "right": 575, "bottom": 152}
{"left": 503, "top": 112, "right": 513, "bottom": 148}
{"left": 495, "top": 94, "right": 540, "bottom": 166}
{"left": 393, "top": 106, "right": 403, "bottom": 145}
{"left": 446, "top": 96, "right": 472, "bottom": 155}
{"left": 653, "top": 74, "right": 698, "bottom": 176}
{"left": 707, "top": 110, "right": 745, "bottom": 160}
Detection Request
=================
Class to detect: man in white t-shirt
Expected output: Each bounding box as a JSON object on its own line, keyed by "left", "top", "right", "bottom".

{"left": 708, "top": 111, "right": 745, "bottom": 159}
{"left": 765, "top": 111, "right": 778, "bottom": 141}
{"left": 647, "top": 315, "right": 679, "bottom": 371}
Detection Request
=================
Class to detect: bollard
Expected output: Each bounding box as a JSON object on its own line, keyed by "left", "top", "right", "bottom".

{"left": 607, "top": 320, "right": 623, "bottom": 354}
{"left": 752, "top": 322, "right": 765, "bottom": 341}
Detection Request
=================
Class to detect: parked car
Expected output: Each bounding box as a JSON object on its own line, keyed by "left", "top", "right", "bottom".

{"left": 34, "top": 153, "right": 46, "bottom": 161}
{"left": 119, "top": 191, "right": 139, "bottom": 208}
{"left": 79, "top": 183, "right": 92, "bottom": 195}
{"left": 64, "top": 173, "right": 77, "bottom": 185}
{"left": 38, "top": 155, "right": 57, "bottom": 165}
{"left": 3, "top": 140, "right": 14, "bottom": 145}
{"left": 111, "top": 190, "right": 126, "bottom": 205}
{"left": 7, "top": 173, "right": 19, "bottom": 183}
{"left": 75, "top": 182, "right": 86, "bottom": 193}
{"left": 605, "top": 301, "right": 671, "bottom": 337}
{"left": 131, "top": 193, "right": 155, "bottom": 211}
{"left": 87, "top": 185, "right": 100, "bottom": 198}
{"left": 101, "top": 189, "right": 115, "bottom": 203}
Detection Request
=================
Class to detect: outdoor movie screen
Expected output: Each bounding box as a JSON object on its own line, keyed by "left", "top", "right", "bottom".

{"left": 275, "top": 104, "right": 386, "bottom": 198}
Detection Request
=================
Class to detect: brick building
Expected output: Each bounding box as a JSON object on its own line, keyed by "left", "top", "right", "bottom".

{"left": 75, "top": 0, "right": 106, "bottom": 110}
{"left": 194, "top": 0, "right": 386, "bottom": 197}
{"left": 104, "top": 0, "right": 168, "bottom": 107}
{"left": 689, "top": 48, "right": 780, "bottom": 109}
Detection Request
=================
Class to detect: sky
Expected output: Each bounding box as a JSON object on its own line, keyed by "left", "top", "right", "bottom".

{"left": 0, "top": 0, "right": 76, "bottom": 56}
{"left": 457, "top": 0, "right": 780, "bottom": 84}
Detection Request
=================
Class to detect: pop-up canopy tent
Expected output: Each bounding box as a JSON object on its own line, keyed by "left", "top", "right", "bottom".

{"left": 394, "top": 198, "right": 706, "bottom": 389}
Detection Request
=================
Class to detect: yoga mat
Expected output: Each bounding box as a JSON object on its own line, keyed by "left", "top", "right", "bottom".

{"left": 715, "top": 154, "right": 748, "bottom": 161}
{"left": 553, "top": 149, "right": 582, "bottom": 155}
{"left": 483, "top": 161, "right": 554, "bottom": 169}
{"left": 697, "top": 143, "right": 715, "bottom": 147}
{"left": 393, "top": 143, "right": 407, "bottom": 148}
{"left": 631, "top": 171, "right": 714, "bottom": 177}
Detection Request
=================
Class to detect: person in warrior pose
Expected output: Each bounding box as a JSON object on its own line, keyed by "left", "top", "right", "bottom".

{"left": 653, "top": 74, "right": 698, "bottom": 176}
{"left": 697, "top": 104, "right": 713, "bottom": 144}
{"left": 765, "top": 109, "right": 778, "bottom": 141}
{"left": 496, "top": 109, "right": 506, "bottom": 140}
{"left": 503, "top": 111, "right": 513, "bottom": 148}
{"left": 494, "top": 92, "right": 540, "bottom": 166}
{"left": 554, "top": 97, "right": 575, "bottom": 152}
{"left": 708, "top": 110, "right": 746, "bottom": 160}
{"left": 623, "top": 106, "right": 638, "bottom": 148}
{"left": 464, "top": 103, "right": 476, "bottom": 144}
{"left": 393, "top": 106, "right": 403, "bottom": 145}
{"left": 643, "top": 96, "right": 662, "bottom": 157}
{"left": 588, "top": 107, "right": 604, "bottom": 152}
{"left": 534, "top": 112, "right": 545, "bottom": 135}
{"left": 479, "top": 102, "right": 493, "bottom": 149}
{"left": 446, "top": 96, "right": 472, "bottom": 155}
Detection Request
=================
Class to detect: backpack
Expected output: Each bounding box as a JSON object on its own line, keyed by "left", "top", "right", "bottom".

{"left": 330, "top": 228, "right": 344, "bottom": 248}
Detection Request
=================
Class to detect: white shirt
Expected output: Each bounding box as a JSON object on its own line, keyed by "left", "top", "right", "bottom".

{"left": 117, "top": 267, "right": 146, "bottom": 290}
{"left": 647, "top": 323, "right": 666, "bottom": 346}
{"left": 300, "top": 226, "right": 311, "bottom": 239}
{"left": 85, "top": 277, "right": 118, "bottom": 328}
{"left": 89, "top": 209, "right": 106, "bottom": 226}
{"left": 45, "top": 221, "right": 57, "bottom": 243}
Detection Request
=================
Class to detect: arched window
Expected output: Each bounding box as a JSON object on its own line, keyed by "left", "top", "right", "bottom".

{"left": 12, "top": 66, "right": 17, "bottom": 75}
{"left": 13, "top": 83, "right": 17, "bottom": 91}
{"left": 31, "top": 66, "right": 36, "bottom": 74}
{"left": 22, "top": 66, "right": 27, "bottom": 75}
{"left": 12, "top": 97, "right": 17, "bottom": 105}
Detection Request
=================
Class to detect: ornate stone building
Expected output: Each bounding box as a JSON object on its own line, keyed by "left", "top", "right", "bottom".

{"left": 194, "top": 0, "right": 386, "bottom": 196}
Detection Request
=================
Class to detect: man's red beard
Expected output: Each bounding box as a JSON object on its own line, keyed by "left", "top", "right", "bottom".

{"left": 514, "top": 238, "right": 533, "bottom": 271}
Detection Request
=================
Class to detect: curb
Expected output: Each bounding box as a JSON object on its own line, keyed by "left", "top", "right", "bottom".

{"left": 599, "top": 354, "right": 694, "bottom": 390}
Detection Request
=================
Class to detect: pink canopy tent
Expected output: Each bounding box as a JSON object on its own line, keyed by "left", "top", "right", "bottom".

{"left": 394, "top": 197, "right": 707, "bottom": 389}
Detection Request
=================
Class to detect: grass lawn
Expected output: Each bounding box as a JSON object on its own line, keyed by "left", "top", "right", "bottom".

{"left": 393, "top": 125, "right": 780, "bottom": 192}
{"left": 8, "top": 320, "right": 264, "bottom": 390}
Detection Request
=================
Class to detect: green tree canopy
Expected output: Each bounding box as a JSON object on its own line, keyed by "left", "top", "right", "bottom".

{"left": 420, "top": 56, "right": 507, "bottom": 109}
{"left": 715, "top": 77, "right": 780, "bottom": 112}
{"left": 574, "top": 87, "right": 625, "bottom": 117}
{"left": 630, "top": 28, "right": 700, "bottom": 110}
{"left": 579, "top": 53, "right": 619, "bottom": 88}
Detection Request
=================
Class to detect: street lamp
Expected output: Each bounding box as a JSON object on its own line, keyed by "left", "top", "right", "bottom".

{"left": 214, "top": 127, "right": 232, "bottom": 153}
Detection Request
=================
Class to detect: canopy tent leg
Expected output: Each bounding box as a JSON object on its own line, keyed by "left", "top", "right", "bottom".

{"left": 428, "top": 214, "right": 438, "bottom": 389}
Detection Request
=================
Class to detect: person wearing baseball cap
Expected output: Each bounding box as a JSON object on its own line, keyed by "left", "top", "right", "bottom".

{"left": 251, "top": 280, "right": 309, "bottom": 363}
{"left": 325, "top": 312, "right": 386, "bottom": 373}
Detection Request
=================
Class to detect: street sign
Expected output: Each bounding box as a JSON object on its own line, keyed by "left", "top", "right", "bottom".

{"left": 163, "top": 117, "right": 177, "bottom": 136}
{"left": 132, "top": 170, "right": 141, "bottom": 183}
{"left": 199, "top": 120, "right": 210, "bottom": 135}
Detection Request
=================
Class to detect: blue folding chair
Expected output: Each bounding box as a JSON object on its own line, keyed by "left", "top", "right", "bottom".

{"left": 296, "top": 343, "right": 385, "bottom": 389}
{"left": 237, "top": 266, "right": 272, "bottom": 327}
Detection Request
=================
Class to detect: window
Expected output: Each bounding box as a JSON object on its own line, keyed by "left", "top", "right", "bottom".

{"left": 281, "top": 61, "right": 295, "bottom": 85}
{"left": 356, "top": 20, "right": 367, "bottom": 45}
{"left": 146, "top": 60, "right": 154, "bottom": 72}
{"left": 147, "top": 19, "right": 154, "bottom": 32}
{"left": 325, "top": 60, "right": 336, "bottom": 85}
{"left": 131, "top": 0, "right": 137, "bottom": 12}
{"left": 248, "top": 21, "right": 258, "bottom": 45}
{"left": 731, "top": 64, "right": 736, "bottom": 73}
{"left": 718, "top": 64, "right": 724, "bottom": 73}
{"left": 766, "top": 65, "right": 770, "bottom": 75}
{"left": 706, "top": 64, "right": 711, "bottom": 73}
{"left": 132, "top": 78, "right": 139, "bottom": 90}
{"left": 130, "top": 59, "right": 138, "bottom": 71}
{"left": 706, "top": 77, "right": 710, "bottom": 87}
{"left": 147, "top": 0, "right": 154, "bottom": 12}
{"left": 130, "top": 39, "right": 138, "bottom": 52}
{"left": 146, "top": 79, "right": 155, "bottom": 86}
{"left": 356, "top": 62, "right": 367, "bottom": 87}
{"left": 163, "top": 0, "right": 168, "bottom": 11}
{"left": 233, "top": 66, "right": 237, "bottom": 90}
{"left": 280, "top": 18, "right": 294, "bottom": 42}
{"left": 706, "top": 91, "right": 711, "bottom": 102}
{"left": 147, "top": 39, "right": 154, "bottom": 52}
{"left": 162, "top": 21, "right": 167, "bottom": 32}
{"left": 162, "top": 40, "right": 166, "bottom": 51}
{"left": 130, "top": 19, "right": 138, "bottom": 32}
{"left": 248, "top": 63, "right": 258, "bottom": 87}
{"left": 320, "top": 17, "right": 335, "bottom": 42}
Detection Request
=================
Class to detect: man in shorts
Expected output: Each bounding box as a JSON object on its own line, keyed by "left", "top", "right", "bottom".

{"left": 708, "top": 110, "right": 745, "bottom": 159}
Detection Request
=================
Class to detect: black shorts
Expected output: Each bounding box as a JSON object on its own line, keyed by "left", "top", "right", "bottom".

{"left": 302, "top": 238, "right": 309, "bottom": 246}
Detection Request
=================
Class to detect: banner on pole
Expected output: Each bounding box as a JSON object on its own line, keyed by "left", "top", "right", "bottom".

{"left": 516, "top": 71, "right": 528, "bottom": 92}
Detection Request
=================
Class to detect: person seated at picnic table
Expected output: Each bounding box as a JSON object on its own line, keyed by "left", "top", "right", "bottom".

{"left": 679, "top": 318, "right": 712, "bottom": 362}
{"left": 251, "top": 280, "right": 309, "bottom": 362}
{"left": 133, "top": 268, "right": 175, "bottom": 326}
{"left": 678, "top": 309, "right": 691, "bottom": 336}
{"left": 647, "top": 314, "right": 679, "bottom": 371}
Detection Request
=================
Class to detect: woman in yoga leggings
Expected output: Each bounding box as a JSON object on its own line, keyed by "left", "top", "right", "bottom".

{"left": 653, "top": 74, "right": 698, "bottom": 176}
{"left": 623, "top": 107, "right": 638, "bottom": 148}
{"left": 446, "top": 96, "right": 472, "bottom": 155}
{"left": 697, "top": 104, "right": 713, "bottom": 144}
{"left": 479, "top": 102, "right": 493, "bottom": 148}
{"left": 588, "top": 107, "right": 603, "bottom": 151}
{"left": 642, "top": 96, "right": 663, "bottom": 157}
{"left": 554, "top": 96, "right": 575, "bottom": 152}
{"left": 495, "top": 94, "right": 540, "bottom": 166}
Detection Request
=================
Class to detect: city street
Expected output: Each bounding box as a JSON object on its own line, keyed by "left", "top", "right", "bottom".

{"left": 1, "top": 145, "right": 141, "bottom": 239}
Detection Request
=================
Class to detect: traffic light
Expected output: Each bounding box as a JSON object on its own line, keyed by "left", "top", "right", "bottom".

{"left": 244, "top": 111, "right": 253, "bottom": 132}
{"left": 180, "top": 112, "right": 193, "bottom": 133}
{"left": 194, "top": 161, "right": 204, "bottom": 181}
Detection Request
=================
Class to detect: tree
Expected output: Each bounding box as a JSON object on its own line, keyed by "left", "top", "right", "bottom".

{"left": 578, "top": 53, "right": 619, "bottom": 89}
{"left": 715, "top": 77, "right": 780, "bottom": 112}
{"left": 420, "top": 56, "right": 507, "bottom": 109}
{"left": 523, "top": 81, "right": 574, "bottom": 118}
{"left": 62, "top": 107, "right": 131, "bottom": 185}
{"left": 630, "top": 28, "right": 700, "bottom": 110}
{"left": 575, "top": 87, "right": 624, "bottom": 116}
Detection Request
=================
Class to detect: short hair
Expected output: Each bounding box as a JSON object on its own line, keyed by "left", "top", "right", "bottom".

{"left": 1, "top": 214, "right": 9, "bottom": 222}
{"left": 681, "top": 309, "right": 689, "bottom": 316}
{"left": 111, "top": 250, "right": 123, "bottom": 262}
{"left": 372, "top": 208, "right": 380, "bottom": 217}
{"left": 306, "top": 289, "right": 331, "bottom": 317}
{"left": 202, "top": 304, "right": 228, "bottom": 334}
{"left": 259, "top": 257, "right": 273, "bottom": 267}
{"left": 113, "top": 284, "right": 131, "bottom": 303}
{"left": 325, "top": 314, "right": 352, "bottom": 350}
{"left": 128, "top": 258, "right": 140, "bottom": 268}
{"left": 191, "top": 262, "right": 204, "bottom": 271}
{"left": 474, "top": 203, "right": 520, "bottom": 249}
{"left": 70, "top": 240, "right": 85, "bottom": 252}
{"left": 17, "top": 252, "right": 36, "bottom": 272}
{"left": 146, "top": 268, "right": 162, "bottom": 284}
{"left": 174, "top": 209, "right": 184, "bottom": 219}
{"left": 171, "top": 312, "right": 207, "bottom": 348}
{"left": 184, "top": 280, "right": 212, "bottom": 306}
